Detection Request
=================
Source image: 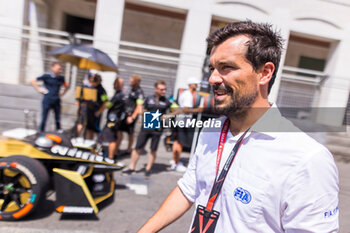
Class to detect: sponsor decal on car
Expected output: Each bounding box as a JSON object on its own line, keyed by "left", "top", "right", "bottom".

{"left": 56, "top": 206, "right": 94, "bottom": 214}
{"left": 50, "top": 145, "right": 115, "bottom": 164}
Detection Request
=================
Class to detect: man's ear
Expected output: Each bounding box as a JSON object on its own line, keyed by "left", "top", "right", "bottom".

{"left": 258, "top": 62, "right": 275, "bottom": 85}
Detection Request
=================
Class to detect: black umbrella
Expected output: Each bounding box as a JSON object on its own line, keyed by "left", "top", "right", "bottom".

{"left": 49, "top": 44, "right": 118, "bottom": 72}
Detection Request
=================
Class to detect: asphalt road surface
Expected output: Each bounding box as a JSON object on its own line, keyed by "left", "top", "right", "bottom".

{"left": 1, "top": 137, "right": 350, "bottom": 233}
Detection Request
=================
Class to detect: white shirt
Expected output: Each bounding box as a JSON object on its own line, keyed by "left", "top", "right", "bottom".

{"left": 178, "top": 105, "right": 339, "bottom": 233}
{"left": 177, "top": 89, "right": 194, "bottom": 121}
{"left": 178, "top": 89, "right": 194, "bottom": 108}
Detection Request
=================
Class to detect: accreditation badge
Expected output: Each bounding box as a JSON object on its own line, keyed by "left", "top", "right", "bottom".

{"left": 190, "top": 205, "right": 220, "bottom": 233}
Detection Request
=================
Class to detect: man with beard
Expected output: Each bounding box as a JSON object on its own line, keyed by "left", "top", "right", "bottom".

{"left": 123, "top": 80, "right": 172, "bottom": 177}
{"left": 117, "top": 74, "right": 144, "bottom": 156}
{"left": 138, "top": 21, "right": 339, "bottom": 233}
{"left": 31, "top": 62, "right": 69, "bottom": 132}
{"left": 98, "top": 77, "right": 125, "bottom": 159}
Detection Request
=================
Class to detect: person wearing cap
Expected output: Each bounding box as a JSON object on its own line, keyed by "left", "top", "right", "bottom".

{"left": 170, "top": 77, "right": 203, "bottom": 172}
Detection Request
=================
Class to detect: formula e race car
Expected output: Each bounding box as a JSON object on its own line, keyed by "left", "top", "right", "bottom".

{"left": 0, "top": 129, "right": 123, "bottom": 221}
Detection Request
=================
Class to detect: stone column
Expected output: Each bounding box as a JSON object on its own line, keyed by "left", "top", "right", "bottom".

{"left": 0, "top": 0, "right": 27, "bottom": 84}
{"left": 93, "top": 0, "right": 125, "bottom": 96}
{"left": 269, "top": 7, "right": 292, "bottom": 103}
{"left": 315, "top": 37, "right": 350, "bottom": 126}
{"left": 174, "top": 2, "right": 212, "bottom": 96}
{"left": 25, "top": 1, "right": 47, "bottom": 84}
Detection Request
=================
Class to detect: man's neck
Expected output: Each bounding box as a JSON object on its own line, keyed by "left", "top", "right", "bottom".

{"left": 228, "top": 102, "right": 271, "bottom": 136}
{"left": 51, "top": 72, "right": 59, "bottom": 77}
{"left": 155, "top": 94, "right": 162, "bottom": 99}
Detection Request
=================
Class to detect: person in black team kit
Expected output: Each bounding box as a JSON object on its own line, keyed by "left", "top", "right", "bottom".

{"left": 98, "top": 77, "right": 126, "bottom": 159}
{"left": 123, "top": 80, "right": 172, "bottom": 178}
{"left": 93, "top": 74, "right": 108, "bottom": 133}
{"left": 31, "top": 62, "right": 69, "bottom": 132}
{"left": 116, "top": 74, "right": 144, "bottom": 156}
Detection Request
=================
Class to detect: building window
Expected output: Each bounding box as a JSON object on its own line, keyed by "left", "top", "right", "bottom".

{"left": 65, "top": 14, "right": 94, "bottom": 36}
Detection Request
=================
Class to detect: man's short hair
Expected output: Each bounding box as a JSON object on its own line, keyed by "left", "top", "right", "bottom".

{"left": 93, "top": 73, "right": 102, "bottom": 83}
{"left": 207, "top": 20, "right": 283, "bottom": 94}
{"left": 51, "top": 62, "right": 61, "bottom": 67}
{"left": 154, "top": 80, "right": 166, "bottom": 88}
{"left": 131, "top": 74, "right": 142, "bottom": 83}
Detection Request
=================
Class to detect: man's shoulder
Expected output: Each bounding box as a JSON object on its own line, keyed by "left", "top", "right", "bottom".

{"left": 197, "top": 116, "right": 225, "bottom": 139}
{"left": 180, "top": 90, "right": 192, "bottom": 98}
{"left": 135, "top": 87, "right": 145, "bottom": 99}
{"left": 270, "top": 118, "right": 332, "bottom": 168}
{"left": 283, "top": 130, "right": 330, "bottom": 155}
{"left": 272, "top": 114, "right": 326, "bottom": 149}
{"left": 145, "top": 94, "right": 154, "bottom": 100}
{"left": 161, "top": 96, "right": 171, "bottom": 103}
{"left": 113, "top": 91, "right": 124, "bottom": 100}
{"left": 37, "top": 73, "right": 50, "bottom": 79}
{"left": 136, "top": 87, "right": 144, "bottom": 94}
{"left": 97, "top": 84, "right": 105, "bottom": 91}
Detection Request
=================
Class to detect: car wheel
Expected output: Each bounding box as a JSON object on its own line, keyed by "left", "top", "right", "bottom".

{"left": 0, "top": 155, "right": 49, "bottom": 220}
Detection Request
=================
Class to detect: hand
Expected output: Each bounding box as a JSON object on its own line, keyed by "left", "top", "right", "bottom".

{"left": 126, "top": 116, "right": 134, "bottom": 124}
{"left": 39, "top": 89, "right": 47, "bottom": 95}
{"left": 59, "top": 91, "right": 67, "bottom": 97}
{"left": 95, "top": 111, "right": 101, "bottom": 117}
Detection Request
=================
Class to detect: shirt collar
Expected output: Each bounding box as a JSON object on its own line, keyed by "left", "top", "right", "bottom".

{"left": 49, "top": 73, "right": 57, "bottom": 78}
{"left": 249, "top": 103, "right": 281, "bottom": 138}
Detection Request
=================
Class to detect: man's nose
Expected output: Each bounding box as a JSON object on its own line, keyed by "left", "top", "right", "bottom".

{"left": 209, "top": 69, "right": 223, "bottom": 85}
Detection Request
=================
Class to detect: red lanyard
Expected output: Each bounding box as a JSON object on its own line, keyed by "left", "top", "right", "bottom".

{"left": 215, "top": 119, "right": 230, "bottom": 175}
{"left": 206, "top": 119, "right": 248, "bottom": 213}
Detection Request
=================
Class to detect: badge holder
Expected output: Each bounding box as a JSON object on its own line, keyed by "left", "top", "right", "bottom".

{"left": 190, "top": 205, "right": 220, "bottom": 233}
{"left": 190, "top": 119, "right": 248, "bottom": 233}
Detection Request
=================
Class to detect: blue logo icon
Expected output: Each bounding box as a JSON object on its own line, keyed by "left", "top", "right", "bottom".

{"left": 234, "top": 187, "right": 252, "bottom": 204}
{"left": 143, "top": 110, "right": 161, "bottom": 129}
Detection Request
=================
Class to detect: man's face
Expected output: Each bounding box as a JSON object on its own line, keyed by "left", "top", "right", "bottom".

{"left": 130, "top": 77, "right": 139, "bottom": 89}
{"left": 51, "top": 64, "right": 62, "bottom": 76}
{"left": 209, "top": 35, "right": 259, "bottom": 117}
{"left": 114, "top": 78, "right": 124, "bottom": 91}
{"left": 189, "top": 84, "right": 197, "bottom": 91}
{"left": 155, "top": 84, "right": 166, "bottom": 97}
{"left": 129, "top": 77, "right": 135, "bottom": 86}
{"left": 88, "top": 75, "right": 97, "bottom": 86}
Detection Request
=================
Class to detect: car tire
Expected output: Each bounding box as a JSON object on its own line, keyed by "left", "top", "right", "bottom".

{"left": 0, "top": 155, "right": 49, "bottom": 220}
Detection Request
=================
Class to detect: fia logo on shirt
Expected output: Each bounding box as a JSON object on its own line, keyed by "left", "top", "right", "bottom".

{"left": 143, "top": 110, "right": 161, "bottom": 129}
{"left": 234, "top": 187, "right": 252, "bottom": 204}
